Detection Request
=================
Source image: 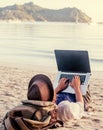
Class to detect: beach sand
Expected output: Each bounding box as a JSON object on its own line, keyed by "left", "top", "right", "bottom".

{"left": 0, "top": 64, "right": 103, "bottom": 130}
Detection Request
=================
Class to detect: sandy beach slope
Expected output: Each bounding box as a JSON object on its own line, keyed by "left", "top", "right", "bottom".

{"left": 0, "top": 65, "right": 103, "bottom": 130}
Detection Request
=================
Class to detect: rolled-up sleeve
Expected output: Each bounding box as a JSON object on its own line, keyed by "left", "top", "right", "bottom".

{"left": 69, "top": 102, "right": 84, "bottom": 119}
{"left": 58, "top": 101, "right": 84, "bottom": 122}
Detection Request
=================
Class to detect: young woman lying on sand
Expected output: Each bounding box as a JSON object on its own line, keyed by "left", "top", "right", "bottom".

{"left": 27, "top": 74, "right": 84, "bottom": 122}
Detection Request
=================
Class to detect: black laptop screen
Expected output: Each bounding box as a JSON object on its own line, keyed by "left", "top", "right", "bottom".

{"left": 54, "top": 50, "right": 91, "bottom": 73}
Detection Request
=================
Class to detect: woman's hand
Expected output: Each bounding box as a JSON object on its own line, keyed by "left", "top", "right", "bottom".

{"left": 70, "top": 76, "right": 80, "bottom": 91}
{"left": 55, "top": 78, "right": 69, "bottom": 93}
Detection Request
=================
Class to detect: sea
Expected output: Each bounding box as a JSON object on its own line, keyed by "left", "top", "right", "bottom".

{"left": 0, "top": 21, "right": 103, "bottom": 71}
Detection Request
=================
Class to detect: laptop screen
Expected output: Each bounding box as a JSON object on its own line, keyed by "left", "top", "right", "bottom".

{"left": 54, "top": 50, "right": 91, "bottom": 73}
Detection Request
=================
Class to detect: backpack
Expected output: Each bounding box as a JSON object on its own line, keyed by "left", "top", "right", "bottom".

{"left": 3, "top": 100, "right": 63, "bottom": 130}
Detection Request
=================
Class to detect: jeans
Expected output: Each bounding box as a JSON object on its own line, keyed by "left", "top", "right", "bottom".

{"left": 56, "top": 92, "right": 76, "bottom": 105}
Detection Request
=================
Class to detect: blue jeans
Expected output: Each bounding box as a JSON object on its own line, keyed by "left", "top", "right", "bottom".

{"left": 56, "top": 92, "right": 76, "bottom": 105}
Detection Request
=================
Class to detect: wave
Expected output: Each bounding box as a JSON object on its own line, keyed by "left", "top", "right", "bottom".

{"left": 32, "top": 50, "right": 53, "bottom": 55}
{"left": 1, "top": 48, "right": 103, "bottom": 63}
{"left": 33, "top": 50, "right": 103, "bottom": 62}
{"left": 27, "top": 51, "right": 103, "bottom": 63}
{"left": 90, "top": 58, "right": 103, "bottom": 63}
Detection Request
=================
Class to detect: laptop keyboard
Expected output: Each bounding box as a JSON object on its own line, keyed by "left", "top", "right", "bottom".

{"left": 60, "top": 74, "right": 86, "bottom": 85}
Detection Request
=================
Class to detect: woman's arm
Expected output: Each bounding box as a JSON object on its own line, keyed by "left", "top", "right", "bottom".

{"left": 52, "top": 78, "right": 68, "bottom": 103}
{"left": 55, "top": 78, "right": 69, "bottom": 93}
{"left": 70, "top": 76, "right": 83, "bottom": 103}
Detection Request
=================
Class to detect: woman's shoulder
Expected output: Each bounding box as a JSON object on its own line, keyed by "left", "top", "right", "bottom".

{"left": 58, "top": 100, "right": 84, "bottom": 121}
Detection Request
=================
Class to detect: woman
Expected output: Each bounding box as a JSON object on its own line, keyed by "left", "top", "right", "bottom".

{"left": 27, "top": 74, "right": 84, "bottom": 122}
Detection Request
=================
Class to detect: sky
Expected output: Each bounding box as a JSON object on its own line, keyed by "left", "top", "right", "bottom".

{"left": 0, "top": 0, "right": 103, "bottom": 22}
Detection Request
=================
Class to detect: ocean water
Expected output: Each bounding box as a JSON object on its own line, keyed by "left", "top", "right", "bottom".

{"left": 0, "top": 22, "right": 103, "bottom": 71}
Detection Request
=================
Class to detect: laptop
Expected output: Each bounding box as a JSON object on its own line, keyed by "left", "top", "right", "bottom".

{"left": 54, "top": 50, "right": 91, "bottom": 95}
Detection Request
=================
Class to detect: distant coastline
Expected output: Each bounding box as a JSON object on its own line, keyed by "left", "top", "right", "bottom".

{"left": 0, "top": 2, "right": 91, "bottom": 23}
{"left": 0, "top": 20, "right": 103, "bottom": 25}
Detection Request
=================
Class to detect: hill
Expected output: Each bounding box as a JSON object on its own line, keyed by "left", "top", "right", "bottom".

{"left": 0, "top": 2, "right": 91, "bottom": 23}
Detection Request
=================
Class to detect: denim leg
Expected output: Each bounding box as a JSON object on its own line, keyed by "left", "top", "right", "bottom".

{"left": 56, "top": 92, "right": 76, "bottom": 105}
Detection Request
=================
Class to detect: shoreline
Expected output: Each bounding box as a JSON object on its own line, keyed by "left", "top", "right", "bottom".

{"left": 0, "top": 64, "right": 103, "bottom": 130}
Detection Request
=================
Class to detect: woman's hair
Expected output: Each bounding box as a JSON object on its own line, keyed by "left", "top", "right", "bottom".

{"left": 27, "top": 74, "right": 54, "bottom": 101}
{"left": 27, "top": 84, "right": 42, "bottom": 100}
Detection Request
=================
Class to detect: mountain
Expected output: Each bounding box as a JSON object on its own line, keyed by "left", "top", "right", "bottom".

{"left": 0, "top": 2, "right": 91, "bottom": 23}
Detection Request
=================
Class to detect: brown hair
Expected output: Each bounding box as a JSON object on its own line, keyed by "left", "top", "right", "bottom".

{"left": 27, "top": 74, "right": 54, "bottom": 101}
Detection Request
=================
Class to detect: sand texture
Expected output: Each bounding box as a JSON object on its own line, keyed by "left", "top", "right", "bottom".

{"left": 0, "top": 65, "right": 103, "bottom": 130}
